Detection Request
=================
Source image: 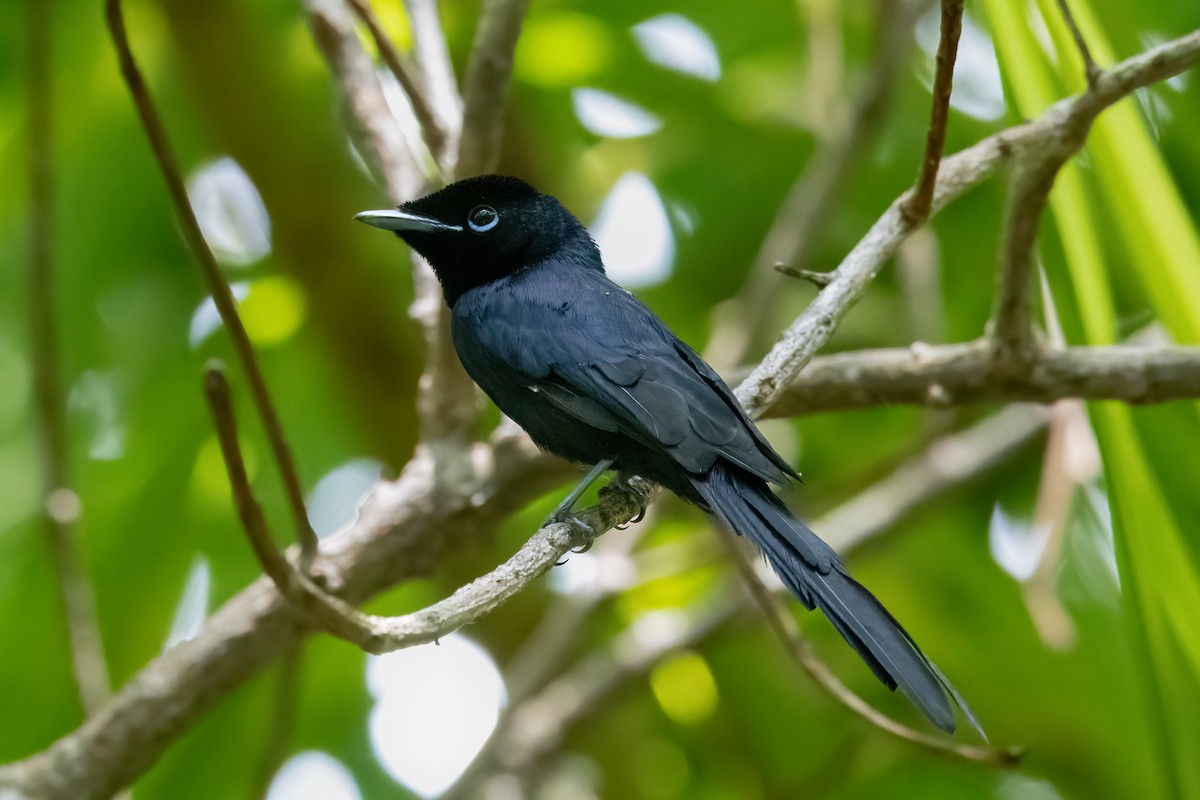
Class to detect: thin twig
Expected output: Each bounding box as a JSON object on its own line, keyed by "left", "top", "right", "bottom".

{"left": 718, "top": 528, "right": 1019, "bottom": 766}
{"left": 1055, "top": 0, "right": 1101, "bottom": 86}
{"left": 902, "top": 0, "right": 964, "bottom": 226}
{"left": 775, "top": 264, "right": 835, "bottom": 288}
{"left": 203, "top": 364, "right": 403, "bottom": 652}
{"left": 345, "top": 0, "right": 449, "bottom": 164}
{"left": 456, "top": 0, "right": 532, "bottom": 178}
{"left": 28, "top": 0, "right": 113, "bottom": 717}
{"left": 105, "top": 0, "right": 319, "bottom": 566}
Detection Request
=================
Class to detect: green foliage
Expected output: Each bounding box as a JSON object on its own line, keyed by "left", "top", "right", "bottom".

{"left": 2, "top": 0, "right": 1199, "bottom": 797}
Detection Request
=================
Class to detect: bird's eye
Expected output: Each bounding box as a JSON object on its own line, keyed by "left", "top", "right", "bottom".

{"left": 468, "top": 205, "right": 499, "bottom": 233}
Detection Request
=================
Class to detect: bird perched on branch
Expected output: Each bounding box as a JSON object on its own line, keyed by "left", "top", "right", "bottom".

{"left": 357, "top": 175, "right": 975, "bottom": 734}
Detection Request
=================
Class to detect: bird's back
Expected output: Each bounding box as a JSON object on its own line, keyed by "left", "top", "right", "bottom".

{"left": 451, "top": 259, "right": 796, "bottom": 500}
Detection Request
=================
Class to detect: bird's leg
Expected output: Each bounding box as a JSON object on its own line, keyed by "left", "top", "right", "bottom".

{"left": 544, "top": 458, "right": 614, "bottom": 534}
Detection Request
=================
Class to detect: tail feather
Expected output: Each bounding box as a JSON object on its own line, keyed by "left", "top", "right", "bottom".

{"left": 695, "top": 464, "right": 964, "bottom": 734}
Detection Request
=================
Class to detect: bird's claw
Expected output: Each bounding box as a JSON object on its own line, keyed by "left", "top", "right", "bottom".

{"left": 616, "top": 506, "right": 647, "bottom": 530}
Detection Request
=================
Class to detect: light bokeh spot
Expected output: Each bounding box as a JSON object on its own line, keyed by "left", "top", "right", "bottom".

{"left": 187, "top": 157, "right": 272, "bottom": 266}
{"left": 189, "top": 282, "right": 250, "bottom": 348}
{"left": 572, "top": 89, "right": 662, "bottom": 139}
{"left": 368, "top": 634, "right": 506, "bottom": 797}
{"left": 650, "top": 651, "right": 719, "bottom": 725}
{"left": 307, "top": 459, "right": 383, "bottom": 539}
{"left": 517, "top": 13, "right": 611, "bottom": 86}
{"left": 591, "top": 172, "right": 675, "bottom": 286}
{"left": 988, "top": 504, "right": 1050, "bottom": 581}
{"left": 915, "top": 10, "right": 1005, "bottom": 121}
{"left": 165, "top": 557, "right": 210, "bottom": 648}
{"left": 241, "top": 276, "right": 307, "bottom": 347}
{"left": 632, "top": 14, "right": 721, "bottom": 81}
{"left": 267, "top": 751, "right": 362, "bottom": 800}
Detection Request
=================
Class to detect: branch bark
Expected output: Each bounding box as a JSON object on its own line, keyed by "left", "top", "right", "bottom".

{"left": 455, "top": 0, "right": 532, "bottom": 179}
{"left": 760, "top": 340, "right": 1200, "bottom": 417}
{"left": 901, "top": 0, "right": 963, "bottom": 226}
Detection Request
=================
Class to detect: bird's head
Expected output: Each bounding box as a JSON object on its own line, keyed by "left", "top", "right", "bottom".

{"left": 356, "top": 175, "right": 600, "bottom": 305}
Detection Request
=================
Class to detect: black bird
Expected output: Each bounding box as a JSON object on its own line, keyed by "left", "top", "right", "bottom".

{"left": 357, "top": 175, "right": 972, "bottom": 734}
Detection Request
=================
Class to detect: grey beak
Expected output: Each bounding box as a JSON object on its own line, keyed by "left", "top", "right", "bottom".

{"left": 354, "top": 209, "right": 463, "bottom": 233}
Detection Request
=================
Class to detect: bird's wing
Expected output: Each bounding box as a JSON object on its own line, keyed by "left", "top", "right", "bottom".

{"left": 462, "top": 268, "right": 796, "bottom": 483}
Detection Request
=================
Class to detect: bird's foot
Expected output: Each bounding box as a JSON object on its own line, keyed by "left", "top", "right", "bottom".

{"left": 543, "top": 505, "right": 594, "bottom": 535}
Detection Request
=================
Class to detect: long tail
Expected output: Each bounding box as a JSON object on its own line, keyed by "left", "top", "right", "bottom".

{"left": 694, "top": 463, "right": 970, "bottom": 734}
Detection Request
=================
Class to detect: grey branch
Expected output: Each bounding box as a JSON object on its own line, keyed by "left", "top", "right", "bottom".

{"left": 455, "top": 0, "right": 532, "bottom": 178}
{"left": 991, "top": 28, "right": 1200, "bottom": 361}
{"left": 760, "top": 340, "right": 1200, "bottom": 417}
{"left": 345, "top": 0, "right": 449, "bottom": 161}
{"left": 739, "top": 27, "right": 1200, "bottom": 418}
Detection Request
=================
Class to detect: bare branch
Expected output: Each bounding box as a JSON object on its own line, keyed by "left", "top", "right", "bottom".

{"left": 901, "top": 0, "right": 964, "bottom": 226}
{"left": 403, "top": 0, "right": 463, "bottom": 154}
{"left": 306, "top": 0, "right": 422, "bottom": 202}
{"left": 345, "top": 0, "right": 449, "bottom": 163}
{"left": 739, "top": 28, "right": 1200, "bottom": 418}
{"left": 991, "top": 28, "right": 1200, "bottom": 361}
{"left": 817, "top": 404, "right": 1049, "bottom": 553}
{"left": 760, "top": 340, "right": 1200, "bottom": 417}
{"left": 28, "top": 0, "right": 112, "bottom": 716}
{"left": 105, "top": 0, "right": 319, "bottom": 565}
{"left": 456, "top": 0, "right": 532, "bottom": 178}
{"left": 1055, "top": 0, "right": 1101, "bottom": 86}
{"left": 718, "top": 527, "right": 1020, "bottom": 766}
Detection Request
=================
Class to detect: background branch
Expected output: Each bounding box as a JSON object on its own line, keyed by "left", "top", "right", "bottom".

{"left": 707, "top": 0, "right": 920, "bottom": 371}
{"left": 105, "top": 0, "right": 319, "bottom": 565}
{"left": 901, "top": 0, "right": 963, "bottom": 226}
{"left": 718, "top": 526, "right": 1018, "bottom": 766}
{"left": 27, "top": 0, "right": 112, "bottom": 717}
{"left": 345, "top": 0, "right": 449, "bottom": 164}
{"left": 456, "top": 0, "right": 532, "bottom": 179}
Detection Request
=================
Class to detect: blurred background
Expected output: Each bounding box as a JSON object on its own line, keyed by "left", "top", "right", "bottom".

{"left": 3, "top": 0, "right": 1200, "bottom": 797}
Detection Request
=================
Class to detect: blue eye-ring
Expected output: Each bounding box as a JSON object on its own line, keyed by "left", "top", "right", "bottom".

{"left": 468, "top": 205, "right": 499, "bottom": 232}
